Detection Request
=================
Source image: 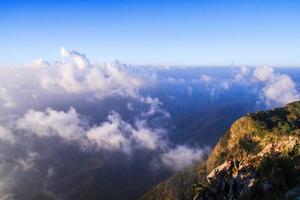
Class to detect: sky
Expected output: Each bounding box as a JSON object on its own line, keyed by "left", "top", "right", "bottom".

{"left": 1, "top": 0, "right": 300, "bottom": 66}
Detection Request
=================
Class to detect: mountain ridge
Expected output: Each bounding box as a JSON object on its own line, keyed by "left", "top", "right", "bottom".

{"left": 141, "top": 101, "right": 300, "bottom": 200}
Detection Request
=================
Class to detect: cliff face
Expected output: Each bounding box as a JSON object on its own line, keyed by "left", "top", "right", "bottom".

{"left": 142, "top": 101, "right": 300, "bottom": 200}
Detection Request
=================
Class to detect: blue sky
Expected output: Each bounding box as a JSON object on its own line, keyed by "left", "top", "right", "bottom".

{"left": 1, "top": 0, "right": 300, "bottom": 66}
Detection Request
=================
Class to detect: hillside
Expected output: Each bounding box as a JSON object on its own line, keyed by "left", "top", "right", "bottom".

{"left": 141, "top": 101, "right": 300, "bottom": 200}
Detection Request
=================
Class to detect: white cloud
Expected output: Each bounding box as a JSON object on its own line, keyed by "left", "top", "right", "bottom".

{"left": 140, "top": 96, "right": 170, "bottom": 118}
{"left": 60, "top": 47, "right": 90, "bottom": 70}
{"left": 86, "top": 112, "right": 132, "bottom": 153}
{"left": 16, "top": 108, "right": 167, "bottom": 153}
{"left": 253, "top": 66, "right": 274, "bottom": 82}
{"left": 0, "top": 125, "right": 15, "bottom": 144}
{"left": 17, "top": 107, "right": 85, "bottom": 141}
{"left": 14, "top": 107, "right": 208, "bottom": 171}
{"left": 86, "top": 111, "right": 167, "bottom": 153}
{"left": 253, "top": 66, "right": 300, "bottom": 106}
{"left": 262, "top": 74, "right": 300, "bottom": 106}
{"left": 25, "top": 58, "right": 50, "bottom": 69}
{"left": 234, "top": 65, "right": 250, "bottom": 81}
{"left": 27, "top": 47, "right": 145, "bottom": 99}
{"left": 0, "top": 48, "right": 165, "bottom": 117}
{"left": 160, "top": 145, "right": 209, "bottom": 171}
{"left": 131, "top": 120, "right": 167, "bottom": 151}
{"left": 231, "top": 65, "right": 300, "bottom": 106}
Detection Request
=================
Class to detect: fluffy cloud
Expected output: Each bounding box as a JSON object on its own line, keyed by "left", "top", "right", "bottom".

{"left": 14, "top": 106, "right": 207, "bottom": 171}
{"left": 234, "top": 65, "right": 250, "bottom": 81}
{"left": 232, "top": 65, "right": 300, "bottom": 106}
{"left": 140, "top": 96, "right": 170, "bottom": 118}
{"left": 87, "top": 113, "right": 167, "bottom": 153}
{"left": 16, "top": 108, "right": 168, "bottom": 153}
{"left": 253, "top": 66, "right": 274, "bottom": 82}
{"left": 17, "top": 107, "right": 85, "bottom": 141}
{"left": 252, "top": 66, "right": 300, "bottom": 106}
{"left": 86, "top": 112, "right": 132, "bottom": 153}
{"left": 131, "top": 120, "right": 166, "bottom": 150}
{"left": 2, "top": 48, "right": 282, "bottom": 198}
{"left": 160, "top": 145, "right": 210, "bottom": 171}
{"left": 25, "top": 58, "right": 50, "bottom": 69}
{"left": 28, "top": 47, "right": 144, "bottom": 99}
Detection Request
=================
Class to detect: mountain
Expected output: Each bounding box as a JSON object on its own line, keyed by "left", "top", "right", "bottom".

{"left": 141, "top": 101, "right": 300, "bottom": 200}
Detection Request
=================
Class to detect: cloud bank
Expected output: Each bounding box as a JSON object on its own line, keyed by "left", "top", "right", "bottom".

{"left": 28, "top": 47, "right": 145, "bottom": 99}
{"left": 0, "top": 47, "right": 299, "bottom": 199}
{"left": 0, "top": 48, "right": 209, "bottom": 176}
{"left": 15, "top": 106, "right": 205, "bottom": 170}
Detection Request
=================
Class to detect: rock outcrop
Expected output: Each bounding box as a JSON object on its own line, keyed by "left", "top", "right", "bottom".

{"left": 142, "top": 101, "right": 300, "bottom": 200}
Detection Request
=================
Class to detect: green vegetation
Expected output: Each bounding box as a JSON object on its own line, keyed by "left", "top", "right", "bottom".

{"left": 250, "top": 101, "right": 300, "bottom": 135}
{"left": 142, "top": 101, "right": 300, "bottom": 200}
{"left": 238, "top": 135, "right": 260, "bottom": 155}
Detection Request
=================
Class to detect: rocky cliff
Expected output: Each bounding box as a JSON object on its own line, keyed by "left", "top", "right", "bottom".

{"left": 142, "top": 101, "right": 300, "bottom": 200}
